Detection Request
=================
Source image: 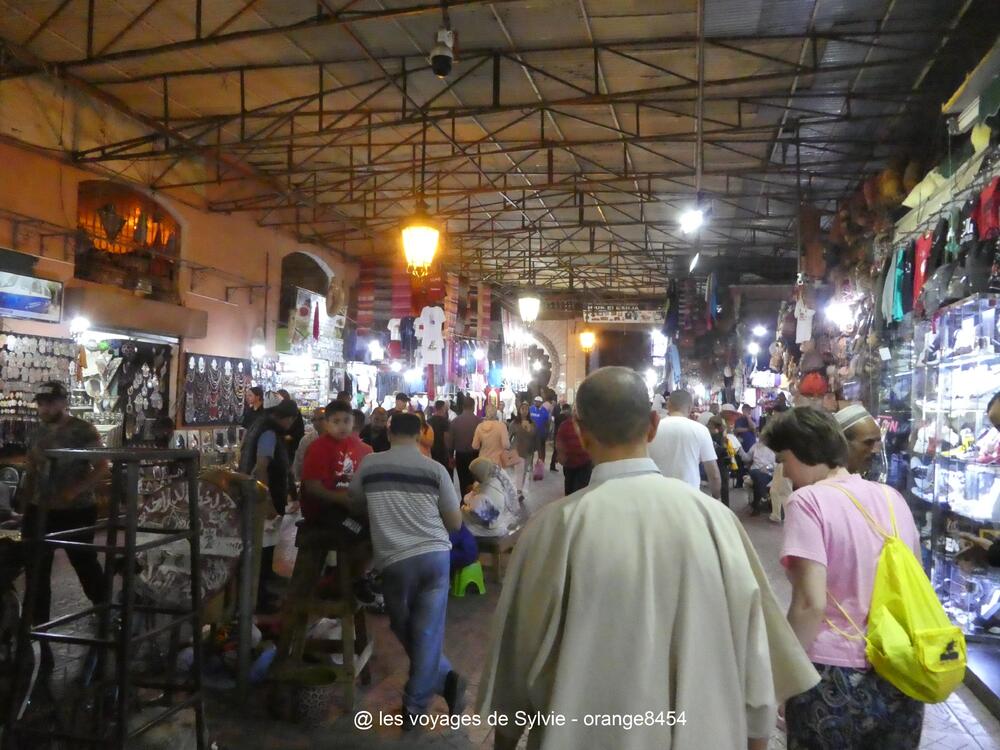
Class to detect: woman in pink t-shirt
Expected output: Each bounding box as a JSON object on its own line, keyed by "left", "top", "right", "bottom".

{"left": 764, "top": 407, "right": 924, "bottom": 750}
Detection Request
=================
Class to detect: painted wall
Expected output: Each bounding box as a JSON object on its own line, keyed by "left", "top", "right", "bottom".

{"left": 0, "top": 140, "right": 357, "bottom": 358}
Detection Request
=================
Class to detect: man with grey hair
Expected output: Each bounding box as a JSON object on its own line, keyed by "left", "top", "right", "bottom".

{"left": 834, "top": 404, "right": 883, "bottom": 476}
{"left": 648, "top": 389, "right": 722, "bottom": 498}
{"left": 478, "top": 367, "right": 818, "bottom": 750}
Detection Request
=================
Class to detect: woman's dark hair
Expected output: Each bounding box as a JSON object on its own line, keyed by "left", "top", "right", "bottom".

{"left": 352, "top": 409, "right": 366, "bottom": 429}
{"left": 277, "top": 389, "right": 291, "bottom": 400}
{"left": 989, "top": 392, "right": 1000, "bottom": 412}
{"left": 762, "top": 406, "right": 848, "bottom": 468}
{"left": 390, "top": 412, "right": 421, "bottom": 436}
{"left": 249, "top": 386, "right": 264, "bottom": 400}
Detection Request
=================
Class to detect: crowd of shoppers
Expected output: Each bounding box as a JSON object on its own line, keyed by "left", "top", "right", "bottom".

{"left": 16, "top": 369, "right": 985, "bottom": 750}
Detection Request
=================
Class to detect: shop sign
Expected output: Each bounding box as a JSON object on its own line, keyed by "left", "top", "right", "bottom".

{"left": 288, "top": 287, "right": 345, "bottom": 364}
{"left": 0, "top": 270, "right": 63, "bottom": 323}
{"left": 583, "top": 304, "right": 664, "bottom": 324}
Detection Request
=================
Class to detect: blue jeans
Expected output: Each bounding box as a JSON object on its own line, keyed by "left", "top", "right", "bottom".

{"left": 381, "top": 550, "right": 453, "bottom": 714}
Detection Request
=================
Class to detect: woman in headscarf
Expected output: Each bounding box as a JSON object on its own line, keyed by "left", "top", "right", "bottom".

{"left": 472, "top": 403, "right": 511, "bottom": 464}
{"left": 462, "top": 457, "right": 524, "bottom": 538}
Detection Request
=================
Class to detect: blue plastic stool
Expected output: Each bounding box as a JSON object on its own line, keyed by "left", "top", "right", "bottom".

{"left": 451, "top": 561, "right": 486, "bottom": 597}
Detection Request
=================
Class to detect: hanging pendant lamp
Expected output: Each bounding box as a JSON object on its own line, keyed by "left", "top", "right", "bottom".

{"left": 401, "top": 201, "right": 440, "bottom": 279}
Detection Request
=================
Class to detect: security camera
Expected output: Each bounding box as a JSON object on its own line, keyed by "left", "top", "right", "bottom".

{"left": 430, "top": 27, "right": 455, "bottom": 78}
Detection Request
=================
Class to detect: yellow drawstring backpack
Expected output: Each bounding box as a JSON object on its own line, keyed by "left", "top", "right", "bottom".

{"left": 823, "top": 482, "right": 966, "bottom": 703}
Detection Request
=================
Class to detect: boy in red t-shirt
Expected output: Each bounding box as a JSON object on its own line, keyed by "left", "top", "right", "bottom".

{"left": 301, "top": 400, "right": 373, "bottom": 526}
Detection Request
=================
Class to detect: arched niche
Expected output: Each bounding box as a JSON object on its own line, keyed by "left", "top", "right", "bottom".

{"left": 278, "top": 251, "right": 332, "bottom": 328}
{"left": 75, "top": 180, "right": 181, "bottom": 303}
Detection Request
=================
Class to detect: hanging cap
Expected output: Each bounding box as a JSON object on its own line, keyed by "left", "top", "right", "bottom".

{"left": 835, "top": 404, "right": 875, "bottom": 432}
{"left": 720, "top": 403, "right": 738, "bottom": 414}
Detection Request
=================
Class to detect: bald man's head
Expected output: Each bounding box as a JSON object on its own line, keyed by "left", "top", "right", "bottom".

{"left": 575, "top": 367, "right": 653, "bottom": 446}
{"left": 667, "top": 389, "right": 693, "bottom": 413}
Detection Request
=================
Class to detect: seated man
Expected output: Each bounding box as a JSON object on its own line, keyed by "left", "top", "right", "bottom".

{"left": 741, "top": 441, "right": 776, "bottom": 515}
{"left": 462, "top": 458, "right": 524, "bottom": 538}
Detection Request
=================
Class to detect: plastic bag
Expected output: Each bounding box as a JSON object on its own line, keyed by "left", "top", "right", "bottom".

{"left": 273, "top": 511, "right": 302, "bottom": 578}
{"left": 532, "top": 460, "right": 545, "bottom": 482}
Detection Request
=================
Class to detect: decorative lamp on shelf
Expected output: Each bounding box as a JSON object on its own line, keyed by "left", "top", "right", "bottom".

{"left": 518, "top": 293, "right": 541, "bottom": 325}
{"left": 579, "top": 330, "right": 596, "bottom": 353}
{"left": 401, "top": 202, "right": 440, "bottom": 279}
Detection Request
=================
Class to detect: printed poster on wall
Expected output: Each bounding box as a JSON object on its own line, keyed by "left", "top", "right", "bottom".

{"left": 0, "top": 270, "right": 63, "bottom": 323}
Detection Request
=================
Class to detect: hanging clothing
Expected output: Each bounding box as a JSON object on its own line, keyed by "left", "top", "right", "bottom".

{"left": 794, "top": 299, "right": 815, "bottom": 344}
{"left": 913, "top": 232, "right": 933, "bottom": 303}
{"left": 900, "top": 241, "right": 915, "bottom": 315}
{"left": 416, "top": 306, "right": 445, "bottom": 366}
{"left": 880, "top": 249, "right": 898, "bottom": 325}
{"left": 892, "top": 246, "right": 906, "bottom": 323}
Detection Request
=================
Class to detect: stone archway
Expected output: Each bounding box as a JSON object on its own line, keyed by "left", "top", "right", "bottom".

{"left": 529, "top": 328, "right": 561, "bottom": 388}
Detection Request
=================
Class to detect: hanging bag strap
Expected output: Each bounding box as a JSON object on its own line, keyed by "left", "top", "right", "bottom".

{"left": 816, "top": 481, "right": 899, "bottom": 641}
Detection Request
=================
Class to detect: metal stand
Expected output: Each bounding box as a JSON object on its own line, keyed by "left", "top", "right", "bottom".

{"left": 4, "top": 448, "right": 206, "bottom": 749}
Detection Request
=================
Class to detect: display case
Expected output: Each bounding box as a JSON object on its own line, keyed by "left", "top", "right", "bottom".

{"left": 873, "top": 315, "right": 916, "bottom": 496}
{"left": 908, "top": 294, "right": 1000, "bottom": 643}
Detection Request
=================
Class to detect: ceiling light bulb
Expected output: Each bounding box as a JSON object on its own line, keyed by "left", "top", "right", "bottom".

{"left": 473, "top": 348, "right": 486, "bottom": 361}
{"left": 826, "top": 301, "right": 855, "bottom": 330}
{"left": 752, "top": 325, "right": 767, "bottom": 337}
{"left": 458, "top": 357, "right": 467, "bottom": 367}
{"left": 532, "top": 360, "right": 543, "bottom": 372}
{"left": 390, "top": 361, "right": 402, "bottom": 373}
{"left": 688, "top": 252, "right": 700, "bottom": 272}
{"left": 747, "top": 342, "right": 761, "bottom": 356}
{"left": 679, "top": 208, "right": 704, "bottom": 234}
{"left": 518, "top": 294, "right": 541, "bottom": 324}
{"left": 69, "top": 316, "right": 91, "bottom": 336}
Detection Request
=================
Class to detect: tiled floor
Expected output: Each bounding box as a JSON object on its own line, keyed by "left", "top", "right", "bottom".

{"left": 27, "top": 470, "right": 1000, "bottom": 749}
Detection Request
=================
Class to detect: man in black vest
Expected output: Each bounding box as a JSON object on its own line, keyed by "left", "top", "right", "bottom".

{"left": 238, "top": 393, "right": 299, "bottom": 611}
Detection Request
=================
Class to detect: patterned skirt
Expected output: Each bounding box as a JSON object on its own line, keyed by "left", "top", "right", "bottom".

{"left": 785, "top": 663, "right": 924, "bottom": 750}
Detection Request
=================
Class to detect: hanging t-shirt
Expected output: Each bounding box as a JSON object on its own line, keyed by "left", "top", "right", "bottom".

{"left": 892, "top": 246, "right": 906, "bottom": 322}
{"left": 979, "top": 176, "right": 999, "bottom": 239}
{"left": 500, "top": 387, "right": 517, "bottom": 418}
{"left": 913, "top": 232, "right": 933, "bottom": 302}
{"left": 959, "top": 197, "right": 980, "bottom": 253}
{"left": 794, "top": 299, "right": 815, "bottom": 343}
{"left": 900, "top": 241, "right": 915, "bottom": 314}
{"left": 415, "top": 306, "right": 445, "bottom": 366}
{"left": 387, "top": 318, "right": 402, "bottom": 341}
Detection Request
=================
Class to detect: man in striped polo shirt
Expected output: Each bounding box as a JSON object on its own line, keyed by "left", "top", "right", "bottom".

{"left": 348, "top": 412, "right": 466, "bottom": 728}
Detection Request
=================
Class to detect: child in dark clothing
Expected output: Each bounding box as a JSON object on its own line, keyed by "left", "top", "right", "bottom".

{"left": 449, "top": 524, "right": 479, "bottom": 574}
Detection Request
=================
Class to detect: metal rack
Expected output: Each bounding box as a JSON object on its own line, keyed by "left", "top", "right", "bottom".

{"left": 4, "top": 448, "right": 206, "bottom": 749}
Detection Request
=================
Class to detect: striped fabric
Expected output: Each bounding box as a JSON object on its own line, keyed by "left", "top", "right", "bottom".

{"left": 349, "top": 445, "right": 460, "bottom": 570}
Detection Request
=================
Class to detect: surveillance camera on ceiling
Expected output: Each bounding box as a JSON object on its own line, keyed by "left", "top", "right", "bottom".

{"left": 430, "top": 27, "right": 455, "bottom": 78}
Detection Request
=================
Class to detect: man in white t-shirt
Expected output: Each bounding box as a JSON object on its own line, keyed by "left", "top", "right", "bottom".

{"left": 649, "top": 390, "right": 722, "bottom": 498}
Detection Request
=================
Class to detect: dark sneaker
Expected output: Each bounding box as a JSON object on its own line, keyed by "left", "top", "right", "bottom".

{"left": 444, "top": 671, "right": 467, "bottom": 716}
{"left": 401, "top": 708, "right": 419, "bottom": 732}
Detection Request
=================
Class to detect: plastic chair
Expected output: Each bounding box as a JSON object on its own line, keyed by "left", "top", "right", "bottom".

{"left": 451, "top": 561, "right": 486, "bottom": 597}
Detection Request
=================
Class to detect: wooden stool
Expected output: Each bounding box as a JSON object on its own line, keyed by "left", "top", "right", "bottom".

{"left": 274, "top": 523, "right": 374, "bottom": 711}
{"left": 476, "top": 528, "right": 522, "bottom": 583}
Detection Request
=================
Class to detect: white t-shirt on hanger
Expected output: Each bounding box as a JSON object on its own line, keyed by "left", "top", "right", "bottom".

{"left": 794, "top": 299, "right": 816, "bottom": 344}
{"left": 387, "top": 318, "right": 402, "bottom": 341}
{"left": 416, "top": 306, "right": 445, "bottom": 366}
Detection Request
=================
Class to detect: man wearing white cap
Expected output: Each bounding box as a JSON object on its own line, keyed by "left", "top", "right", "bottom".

{"left": 834, "top": 404, "right": 883, "bottom": 476}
